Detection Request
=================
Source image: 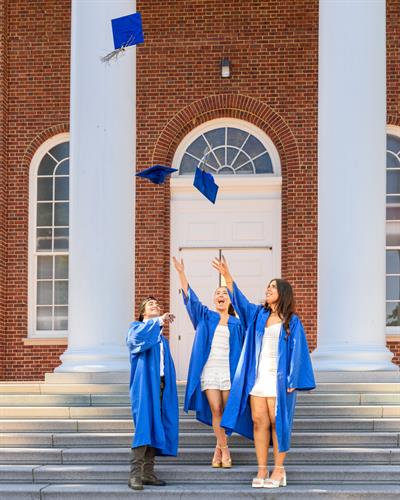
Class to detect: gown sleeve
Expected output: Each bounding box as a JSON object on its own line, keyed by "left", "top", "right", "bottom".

{"left": 182, "top": 286, "right": 210, "bottom": 329}
{"left": 126, "top": 318, "right": 162, "bottom": 354}
{"left": 287, "top": 316, "right": 316, "bottom": 391}
{"left": 230, "top": 282, "right": 259, "bottom": 331}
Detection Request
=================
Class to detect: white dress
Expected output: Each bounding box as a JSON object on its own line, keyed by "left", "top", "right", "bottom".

{"left": 250, "top": 322, "right": 282, "bottom": 397}
{"left": 201, "top": 324, "right": 231, "bottom": 391}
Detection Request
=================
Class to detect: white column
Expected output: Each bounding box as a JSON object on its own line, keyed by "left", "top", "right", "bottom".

{"left": 55, "top": 0, "right": 136, "bottom": 372}
{"left": 313, "top": 0, "right": 397, "bottom": 371}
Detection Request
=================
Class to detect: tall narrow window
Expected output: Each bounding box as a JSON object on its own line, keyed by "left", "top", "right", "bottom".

{"left": 386, "top": 133, "right": 400, "bottom": 330}
{"left": 33, "top": 141, "right": 69, "bottom": 335}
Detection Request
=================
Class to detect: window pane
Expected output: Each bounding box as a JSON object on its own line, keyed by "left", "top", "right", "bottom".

{"left": 386, "top": 302, "right": 400, "bottom": 326}
{"left": 218, "top": 166, "right": 234, "bottom": 175}
{"left": 37, "top": 178, "right": 53, "bottom": 201}
{"left": 203, "top": 153, "right": 219, "bottom": 170}
{"left": 386, "top": 250, "right": 400, "bottom": 275}
{"left": 55, "top": 177, "right": 69, "bottom": 201}
{"left": 387, "top": 170, "right": 400, "bottom": 194}
{"left": 37, "top": 281, "right": 52, "bottom": 305}
{"left": 386, "top": 221, "right": 400, "bottom": 246}
{"left": 179, "top": 154, "right": 199, "bottom": 174}
{"left": 213, "top": 147, "right": 225, "bottom": 167}
{"left": 232, "top": 152, "right": 249, "bottom": 169}
{"left": 37, "top": 256, "right": 53, "bottom": 279}
{"left": 54, "top": 281, "right": 68, "bottom": 305}
{"left": 54, "top": 203, "right": 69, "bottom": 226}
{"left": 227, "top": 147, "right": 239, "bottom": 165}
{"left": 386, "top": 205, "right": 400, "bottom": 220}
{"left": 186, "top": 136, "right": 208, "bottom": 159}
{"left": 49, "top": 142, "right": 69, "bottom": 161}
{"left": 236, "top": 162, "right": 253, "bottom": 174}
{"left": 254, "top": 153, "right": 273, "bottom": 174}
{"left": 54, "top": 306, "right": 68, "bottom": 330}
{"left": 37, "top": 306, "right": 52, "bottom": 330}
{"left": 387, "top": 195, "right": 400, "bottom": 204}
{"left": 386, "top": 276, "right": 400, "bottom": 300}
{"left": 387, "top": 152, "right": 400, "bottom": 169}
{"left": 55, "top": 159, "right": 69, "bottom": 176}
{"left": 227, "top": 128, "right": 248, "bottom": 148}
{"left": 55, "top": 255, "right": 68, "bottom": 279}
{"left": 36, "top": 228, "right": 52, "bottom": 251}
{"left": 54, "top": 228, "right": 69, "bottom": 250}
{"left": 387, "top": 135, "right": 400, "bottom": 154}
{"left": 38, "top": 154, "right": 56, "bottom": 176}
{"left": 204, "top": 128, "right": 224, "bottom": 148}
{"left": 37, "top": 203, "right": 52, "bottom": 226}
{"left": 242, "top": 135, "right": 266, "bottom": 157}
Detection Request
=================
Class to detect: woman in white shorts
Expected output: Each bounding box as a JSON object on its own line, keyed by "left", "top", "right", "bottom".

{"left": 173, "top": 257, "right": 244, "bottom": 468}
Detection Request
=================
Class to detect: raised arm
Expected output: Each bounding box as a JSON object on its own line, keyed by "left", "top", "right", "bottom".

{"left": 172, "top": 256, "right": 189, "bottom": 295}
{"left": 126, "top": 318, "right": 162, "bottom": 354}
{"left": 211, "top": 255, "right": 233, "bottom": 292}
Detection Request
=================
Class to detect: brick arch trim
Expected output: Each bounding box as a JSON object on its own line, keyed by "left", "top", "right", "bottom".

{"left": 21, "top": 123, "right": 69, "bottom": 171}
{"left": 152, "top": 94, "right": 300, "bottom": 172}
{"left": 388, "top": 116, "right": 400, "bottom": 129}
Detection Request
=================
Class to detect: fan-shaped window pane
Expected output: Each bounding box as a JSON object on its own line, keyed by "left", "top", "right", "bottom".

{"left": 38, "top": 154, "right": 57, "bottom": 176}
{"left": 49, "top": 143, "right": 69, "bottom": 161}
{"left": 179, "top": 126, "right": 274, "bottom": 175}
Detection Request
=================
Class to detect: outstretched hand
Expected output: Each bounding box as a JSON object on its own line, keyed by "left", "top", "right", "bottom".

{"left": 172, "top": 256, "right": 185, "bottom": 273}
{"left": 211, "top": 255, "right": 230, "bottom": 278}
{"left": 161, "top": 312, "right": 175, "bottom": 324}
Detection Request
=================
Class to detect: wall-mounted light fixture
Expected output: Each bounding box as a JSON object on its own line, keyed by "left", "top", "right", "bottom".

{"left": 221, "top": 58, "right": 231, "bottom": 78}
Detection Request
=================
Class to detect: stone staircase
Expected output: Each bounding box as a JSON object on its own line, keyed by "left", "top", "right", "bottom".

{"left": 0, "top": 372, "right": 400, "bottom": 499}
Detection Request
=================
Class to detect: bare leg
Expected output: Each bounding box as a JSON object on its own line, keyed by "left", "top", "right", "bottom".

{"left": 250, "top": 395, "right": 271, "bottom": 479}
{"left": 205, "top": 389, "right": 228, "bottom": 462}
{"left": 220, "top": 389, "right": 231, "bottom": 462}
{"left": 266, "top": 397, "right": 286, "bottom": 481}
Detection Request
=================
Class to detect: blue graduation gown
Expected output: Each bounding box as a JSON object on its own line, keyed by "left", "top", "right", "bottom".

{"left": 221, "top": 282, "right": 316, "bottom": 452}
{"left": 182, "top": 287, "right": 244, "bottom": 428}
{"left": 126, "top": 318, "right": 179, "bottom": 456}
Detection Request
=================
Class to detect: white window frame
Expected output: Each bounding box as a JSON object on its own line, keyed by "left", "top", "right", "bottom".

{"left": 28, "top": 133, "right": 70, "bottom": 338}
{"left": 172, "top": 118, "right": 282, "bottom": 178}
{"left": 386, "top": 124, "right": 400, "bottom": 339}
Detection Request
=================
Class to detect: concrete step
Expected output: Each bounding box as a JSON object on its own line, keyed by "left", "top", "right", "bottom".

{"left": 2, "top": 464, "right": 400, "bottom": 485}
{"left": 1, "top": 405, "right": 400, "bottom": 419}
{"left": 0, "top": 447, "right": 399, "bottom": 465}
{"left": 0, "top": 417, "right": 399, "bottom": 433}
{"left": 0, "top": 431, "right": 398, "bottom": 448}
{"left": 2, "top": 482, "right": 400, "bottom": 499}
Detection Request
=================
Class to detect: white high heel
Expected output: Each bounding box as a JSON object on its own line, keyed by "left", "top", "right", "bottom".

{"left": 263, "top": 466, "right": 286, "bottom": 488}
{"left": 251, "top": 466, "right": 269, "bottom": 488}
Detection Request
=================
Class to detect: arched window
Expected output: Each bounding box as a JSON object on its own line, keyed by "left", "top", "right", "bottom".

{"left": 386, "top": 129, "right": 400, "bottom": 331}
{"left": 29, "top": 135, "right": 69, "bottom": 337}
{"left": 175, "top": 119, "right": 280, "bottom": 176}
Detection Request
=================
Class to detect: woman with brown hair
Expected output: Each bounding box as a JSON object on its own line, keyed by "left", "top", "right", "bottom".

{"left": 212, "top": 256, "right": 315, "bottom": 489}
{"left": 173, "top": 256, "right": 244, "bottom": 469}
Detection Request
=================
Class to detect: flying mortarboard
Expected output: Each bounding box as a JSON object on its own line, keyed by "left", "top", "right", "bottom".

{"left": 136, "top": 165, "right": 178, "bottom": 185}
{"left": 101, "top": 12, "right": 144, "bottom": 63}
{"left": 193, "top": 166, "right": 219, "bottom": 204}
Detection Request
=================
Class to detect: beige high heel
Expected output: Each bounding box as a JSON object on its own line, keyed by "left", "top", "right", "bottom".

{"left": 263, "top": 466, "right": 286, "bottom": 488}
{"left": 220, "top": 445, "right": 232, "bottom": 468}
{"left": 251, "top": 465, "right": 268, "bottom": 488}
{"left": 211, "top": 445, "right": 222, "bottom": 468}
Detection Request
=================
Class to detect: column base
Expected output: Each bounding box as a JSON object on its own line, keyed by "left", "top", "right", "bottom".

{"left": 311, "top": 344, "right": 399, "bottom": 372}
{"left": 54, "top": 345, "right": 130, "bottom": 373}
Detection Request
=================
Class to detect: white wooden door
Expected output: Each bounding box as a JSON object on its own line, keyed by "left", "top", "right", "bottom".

{"left": 170, "top": 186, "right": 281, "bottom": 380}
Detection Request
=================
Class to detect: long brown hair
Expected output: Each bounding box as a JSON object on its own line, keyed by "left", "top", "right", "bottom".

{"left": 264, "top": 279, "right": 296, "bottom": 336}
{"left": 138, "top": 296, "right": 158, "bottom": 322}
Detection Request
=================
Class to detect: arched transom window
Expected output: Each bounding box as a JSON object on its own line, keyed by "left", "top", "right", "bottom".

{"left": 30, "top": 140, "right": 69, "bottom": 336}
{"left": 178, "top": 125, "right": 276, "bottom": 175}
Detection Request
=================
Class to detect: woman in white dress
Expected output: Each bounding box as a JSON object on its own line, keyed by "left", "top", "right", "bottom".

{"left": 172, "top": 257, "right": 244, "bottom": 468}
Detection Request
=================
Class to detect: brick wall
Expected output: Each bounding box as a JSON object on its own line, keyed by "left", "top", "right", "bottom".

{"left": 2, "top": 0, "right": 70, "bottom": 380}
{"left": 136, "top": 0, "right": 319, "bottom": 350}
{"left": 0, "top": 0, "right": 8, "bottom": 379}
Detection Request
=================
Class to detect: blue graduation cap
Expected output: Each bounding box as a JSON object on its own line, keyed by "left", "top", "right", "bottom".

{"left": 101, "top": 12, "right": 144, "bottom": 63}
{"left": 112, "top": 12, "right": 144, "bottom": 50}
{"left": 136, "top": 165, "right": 178, "bottom": 185}
{"left": 193, "top": 167, "right": 219, "bottom": 204}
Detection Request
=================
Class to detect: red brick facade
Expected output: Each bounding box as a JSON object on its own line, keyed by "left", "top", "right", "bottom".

{"left": 0, "top": 0, "right": 398, "bottom": 379}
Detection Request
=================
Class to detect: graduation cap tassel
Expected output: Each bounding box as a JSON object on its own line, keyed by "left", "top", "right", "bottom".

{"left": 101, "top": 34, "right": 135, "bottom": 63}
{"left": 101, "top": 13, "right": 144, "bottom": 64}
